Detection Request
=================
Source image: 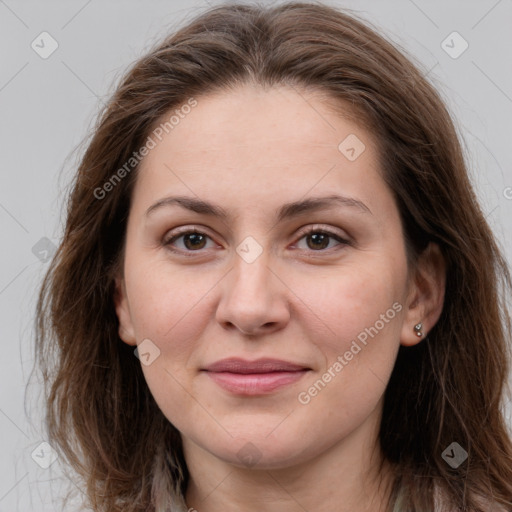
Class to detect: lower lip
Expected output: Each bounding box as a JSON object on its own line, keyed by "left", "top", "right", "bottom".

{"left": 204, "top": 370, "right": 309, "bottom": 395}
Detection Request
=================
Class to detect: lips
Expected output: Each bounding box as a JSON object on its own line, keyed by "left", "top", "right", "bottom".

{"left": 201, "top": 358, "right": 310, "bottom": 395}
{"left": 203, "top": 357, "right": 309, "bottom": 373}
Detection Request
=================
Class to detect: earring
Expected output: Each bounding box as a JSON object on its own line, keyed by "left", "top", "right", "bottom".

{"left": 414, "top": 322, "right": 423, "bottom": 338}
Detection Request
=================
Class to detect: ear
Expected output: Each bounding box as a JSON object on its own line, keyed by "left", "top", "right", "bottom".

{"left": 400, "top": 242, "right": 446, "bottom": 347}
{"left": 114, "top": 276, "right": 137, "bottom": 346}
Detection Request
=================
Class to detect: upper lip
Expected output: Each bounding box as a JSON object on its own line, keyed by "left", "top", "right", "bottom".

{"left": 202, "top": 358, "right": 310, "bottom": 374}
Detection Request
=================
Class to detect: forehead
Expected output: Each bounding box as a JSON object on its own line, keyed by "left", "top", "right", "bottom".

{"left": 132, "top": 84, "right": 389, "bottom": 217}
{"left": 148, "top": 84, "right": 371, "bottom": 156}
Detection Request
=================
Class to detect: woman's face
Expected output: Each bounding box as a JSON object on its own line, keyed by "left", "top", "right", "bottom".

{"left": 115, "top": 84, "right": 422, "bottom": 470}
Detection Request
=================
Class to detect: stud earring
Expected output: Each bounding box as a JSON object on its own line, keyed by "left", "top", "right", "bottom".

{"left": 414, "top": 322, "right": 423, "bottom": 337}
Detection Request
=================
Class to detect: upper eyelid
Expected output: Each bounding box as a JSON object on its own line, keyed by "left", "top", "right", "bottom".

{"left": 164, "top": 224, "right": 350, "bottom": 249}
{"left": 295, "top": 224, "right": 349, "bottom": 239}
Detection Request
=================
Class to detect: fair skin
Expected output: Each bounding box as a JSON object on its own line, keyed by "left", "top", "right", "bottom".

{"left": 114, "top": 84, "right": 445, "bottom": 512}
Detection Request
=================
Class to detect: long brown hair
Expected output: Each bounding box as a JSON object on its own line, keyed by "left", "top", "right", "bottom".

{"left": 34, "top": 2, "right": 512, "bottom": 511}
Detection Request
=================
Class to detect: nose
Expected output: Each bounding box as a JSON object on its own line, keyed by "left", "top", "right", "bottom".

{"left": 215, "top": 251, "right": 290, "bottom": 337}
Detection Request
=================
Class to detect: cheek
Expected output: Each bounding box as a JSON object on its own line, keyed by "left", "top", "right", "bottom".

{"left": 125, "top": 256, "right": 215, "bottom": 345}
{"left": 290, "top": 270, "right": 403, "bottom": 440}
{"left": 288, "top": 259, "right": 406, "bottom": 359}
{"left": 288, "top": 260, "right": 406, "bottom": 417}
{"left": 125, "top": 260, "right": 219, "bottom": 433}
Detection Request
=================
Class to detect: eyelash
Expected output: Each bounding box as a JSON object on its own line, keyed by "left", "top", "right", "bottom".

{"left": 162, "top": 225, "right": 351, "bottom": 257}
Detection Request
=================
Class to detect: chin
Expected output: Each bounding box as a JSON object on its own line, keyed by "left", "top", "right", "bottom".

{"left": 209, "top": 434, "right": 310, "bottom": 470}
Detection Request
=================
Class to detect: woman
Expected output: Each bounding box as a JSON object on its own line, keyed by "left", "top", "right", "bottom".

{"left": 35, "top": 2, "right": 512, "bottom": 511}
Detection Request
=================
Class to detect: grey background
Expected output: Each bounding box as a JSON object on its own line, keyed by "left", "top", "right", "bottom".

{"left": 0, "top": 0, "right": 511, "bottom": 510}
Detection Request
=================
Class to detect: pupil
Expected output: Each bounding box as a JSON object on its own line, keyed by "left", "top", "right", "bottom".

{"left": 185, "top": 233, "right": 205, "bottom": 250}
{"left": 308, "top": 233, "right": 329, "bottom": 250}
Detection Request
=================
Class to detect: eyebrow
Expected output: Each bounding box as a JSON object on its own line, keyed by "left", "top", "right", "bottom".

{"left": 145, "top": 194, "right": 372, "bottom": 221}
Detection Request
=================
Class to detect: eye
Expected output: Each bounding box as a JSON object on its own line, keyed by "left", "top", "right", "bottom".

{"left": 163, "top": 229, "right": 217, "bottom": 253}
{"left": 162, "top": 225, "right": 350, "bottom": 256}
{"left": 294, "top": 227, "right": 350, "bottom": 251}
